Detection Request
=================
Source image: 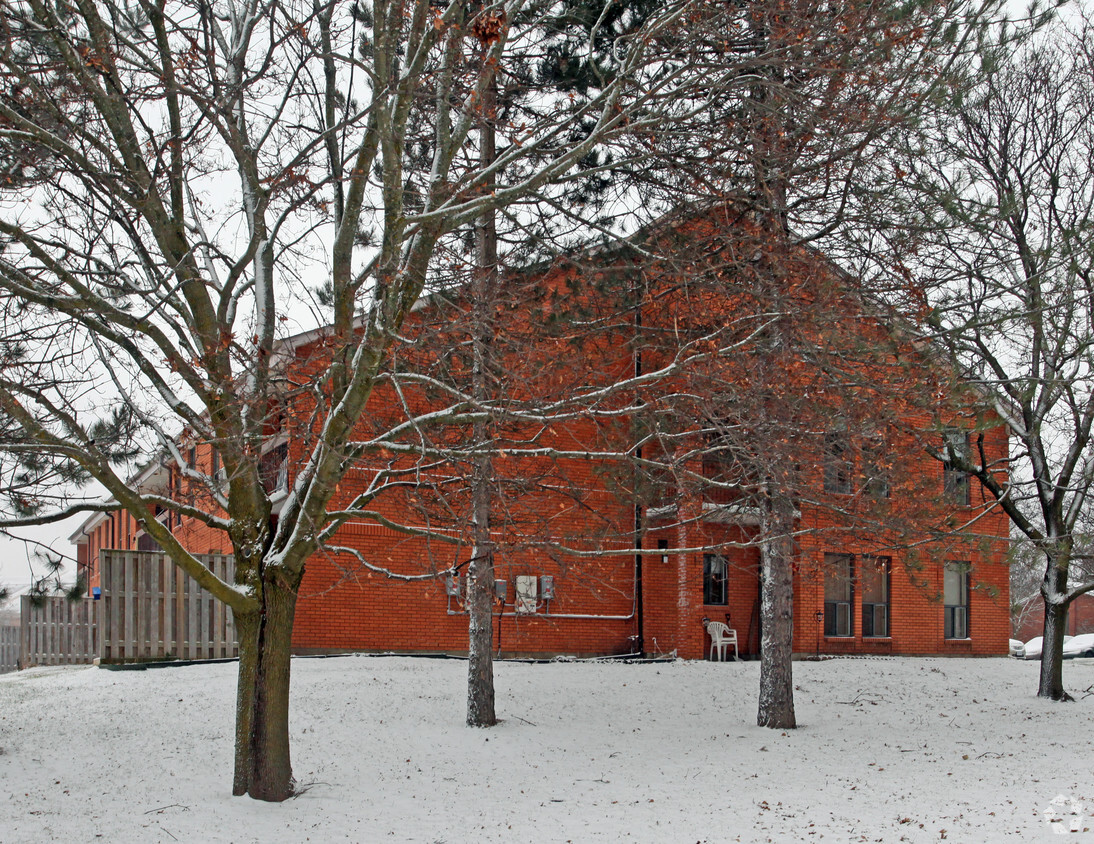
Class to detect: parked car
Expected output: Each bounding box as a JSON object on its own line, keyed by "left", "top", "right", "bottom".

{"left": 1023, "top": 635, "right": 1075, "bottom": 659}
{"left": 1063, "top": 633, "right": 1094, "bottom": 659}
{"left": 1010, "top": 639, "right": 1025, "bottom": 658}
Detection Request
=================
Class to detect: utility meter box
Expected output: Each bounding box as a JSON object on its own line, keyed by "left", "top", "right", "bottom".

{"left": 444, "top": 572, "right": 461, "bottom": 596}
{"left": 494, "top": 579, "right": 508, "bottom": 602}
{"left": 515, "top": 575, "right": 538, "bottom": 614}
{"left": 539, "top": 575, "right": 555, "bottom": 601}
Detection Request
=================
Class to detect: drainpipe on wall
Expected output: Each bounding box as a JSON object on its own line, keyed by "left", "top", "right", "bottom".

{"left": 633, "top": 285, "right": 645, "bottom": 657}
{"left": 634, "top": 499, "right": 644, "bottom": 657}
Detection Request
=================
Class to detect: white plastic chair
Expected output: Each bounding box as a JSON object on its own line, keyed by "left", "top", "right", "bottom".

{"left": 706, "top": 621, "right": 738, "bottom": 661}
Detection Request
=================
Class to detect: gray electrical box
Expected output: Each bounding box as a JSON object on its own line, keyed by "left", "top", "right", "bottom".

{"left": 494, "top": 579, "right": 507, "bottom": 601}
{"left": 444, "top": 572, "right": 460, "bottom": 596}
{"left": 540, "top": 575, "right": 555, "bottom": 600}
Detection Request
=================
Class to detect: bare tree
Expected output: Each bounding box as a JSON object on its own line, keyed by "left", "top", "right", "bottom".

{"left": 0, "top": 0, "right": 697, "bottom": 799}
{"left": 624, "top": 214, "right": 975, "bottom": 729}
{"left": 855, "top": 15, "right": 1094, "bottom": 699}
{"left": 622, "top": 0, "right": 1008, "bottom": 729}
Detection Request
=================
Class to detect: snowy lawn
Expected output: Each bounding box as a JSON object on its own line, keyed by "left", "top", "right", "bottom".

{"left": 1, "top": 655, "right": 1092, "bottom": 842}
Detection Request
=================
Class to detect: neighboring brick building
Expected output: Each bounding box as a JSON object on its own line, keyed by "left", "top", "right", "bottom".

{"left": 1013, "top": 593, "right": 1094, "bottom": 643}
{"left": 70, "top": 216, "right": 1012, "bottom": 659}
{"left": 69, "top": 461, "right": 174, "bottom": 594}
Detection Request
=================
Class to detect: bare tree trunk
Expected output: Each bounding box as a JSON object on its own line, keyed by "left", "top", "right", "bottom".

{"left": 758, "top": 494, "right": 796, "bottom": 729}
{"left": 466, "top": 503, "right": 497, "bottom": 727}
{"left": 466, "top": 67, "right": 498, "bottom": 729}
{"left": 233, "top": 609, "right": 259, "bottom": 797}
{"left": 1039, "top": 558, "right": 1071, "bottom": 700}
{"left": 231, "top": 574, "right": 299, "bottom": 800}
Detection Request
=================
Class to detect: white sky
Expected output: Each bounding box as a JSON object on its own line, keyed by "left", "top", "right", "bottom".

{"left": 0, "top": 516, "right": 84, "bottom": 604}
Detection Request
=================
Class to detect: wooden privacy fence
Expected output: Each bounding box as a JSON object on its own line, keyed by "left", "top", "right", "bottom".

{"left": 20, "top": 595, "right": 97, "bottom": 667}
{"left": 99, "top": 551, "right": 237, "bottom": 662}
{"left": 19, "top": 551, "right": 237, "bottom": 667}
{"left": 0, "top": 626, "right": 19, "bottom": 673}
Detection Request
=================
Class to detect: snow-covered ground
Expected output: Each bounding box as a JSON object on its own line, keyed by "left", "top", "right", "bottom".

{"left": 1, "top": 655, "right": 1091, "bottom": 842}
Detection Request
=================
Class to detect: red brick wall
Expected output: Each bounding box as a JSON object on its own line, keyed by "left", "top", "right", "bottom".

{"left": 1015, "top": 593, "right": 1094, "bottom": 642}
{"left": 76, "top": 511, "right": 141, "bottom": 592}
{"left": 292, "top": 522, "right": 639, "bottom": 657}
{"left": 68, "top": 220, "right": 1013, "bottom": 660}
{"left": 86, "top": 407, "right": 1010, "bottom": 659}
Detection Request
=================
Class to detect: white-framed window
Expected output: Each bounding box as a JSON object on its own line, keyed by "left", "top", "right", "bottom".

{"left": 863, "top": 438, "right": 891, "bottom": 499}
{"left": 824, "top": 553, "right": 853, "bottom": 637}
{"left": 824, "top": 431, "right": 853, "bottom": 495}
{"left": 861, "top": 556, "right": 890, "bottom": 638}
{"left": 703, "top": 553, "right": 728, "bottom": 606}
{"left": 944, "top": 561, "right": 970, "bottom": 639}
{"left": 260, "top": 442, "right": 289, "bottom": 494}
{"left": 210, "top": 448, "right": 228, "bottom": 485}
{"left": 943, "top": 429, "right": 971, "bottom": 505}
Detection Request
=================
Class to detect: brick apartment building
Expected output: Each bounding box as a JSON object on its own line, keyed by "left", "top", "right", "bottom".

{"left": 70, "top": 213, "right": 1012, "bottom": 660}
